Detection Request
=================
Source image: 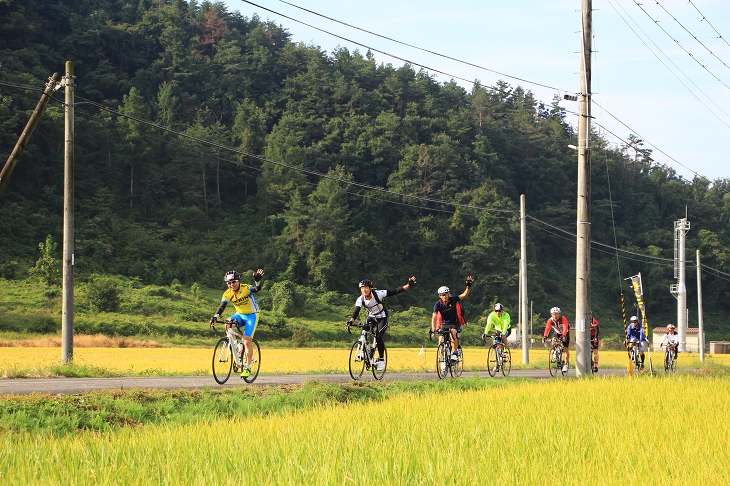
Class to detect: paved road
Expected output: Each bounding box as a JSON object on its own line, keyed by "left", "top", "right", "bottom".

{"left": 0, "top": 368, "right": 627, "bottom": 395}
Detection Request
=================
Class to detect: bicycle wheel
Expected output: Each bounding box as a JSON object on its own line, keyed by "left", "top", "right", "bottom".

{"left": 436, "top": 342, "right": 449, "bottom": 379}
{"left": 372, "top": 346, "right": 388, "bottom": 380}
{"left": 453, "top": 348, "right": 464, "bottom": 377}
{"left": 501, "top": 347, "right": 511, "bottom": 377}
{"left": 242, "top": 339, "right": 261, "bottom": 383}
{"left": 548, "top": 347, "right": 559, "bottom": 377}
{"left": 349, "top": 340, "right": 366, "bottom": 380}
{"left": 487, "top": 346, "right": 498, "bottom": 377}
{"left": 212, "top": 337, "right": 233, "bottom": 384}
{"left": 664, "top": 350, "right": 671, "bottom": 374}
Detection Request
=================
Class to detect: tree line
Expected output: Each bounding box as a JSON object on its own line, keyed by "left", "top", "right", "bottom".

{"left": 1, "top": 0, "right": 729, "bottom": 336}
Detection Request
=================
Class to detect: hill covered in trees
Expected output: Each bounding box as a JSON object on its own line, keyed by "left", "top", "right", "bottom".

{"left": 1, "top": 0, "right": 729, "bottom": 338}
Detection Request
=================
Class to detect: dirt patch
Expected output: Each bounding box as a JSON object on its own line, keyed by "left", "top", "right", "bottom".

{"left": 0, "top": 334, "right": 162, "bottom": 348}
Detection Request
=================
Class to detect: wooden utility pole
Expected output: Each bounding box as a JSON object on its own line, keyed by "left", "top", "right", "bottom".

{"left": 62, "top": 61, "right": 75, "bottom": 364}
{"left": 520, "top": 194, "right": 529, "bottom": 363}
{"left": 0, "top": 73, "right": 61, "bottom": 193}
{"left": 575, "top": 0, "right": 593, "bottom": 377}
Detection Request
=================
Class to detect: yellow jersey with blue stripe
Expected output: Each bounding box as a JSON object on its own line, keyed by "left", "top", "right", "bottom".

{"left": 221, "top": 286, "right": 259, "bottom": 315}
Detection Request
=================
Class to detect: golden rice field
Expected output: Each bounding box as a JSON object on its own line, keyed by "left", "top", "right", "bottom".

{"left": 2, "top": 346, "right": 728, "bottom": 377}
{"left": 1, "top": 375, "right": 728, "bottom": 484}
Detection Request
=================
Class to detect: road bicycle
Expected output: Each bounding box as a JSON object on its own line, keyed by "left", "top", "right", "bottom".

{"left": 431, "top": 328, "right": 464, "bottom": 379}
{"left": 548, "top": 335, "right": 567, "bottom": 377}
{"left": 663, "top": 343, "right": 677, "bottom": 373}
{"left": 485, "top": 331, "right": 511, "bottom": 377}
{"left": 627, "top": 339, "right": 644, "bottom": 373}
{"left": 211, "top": 319, "right": 260, "bottom": 384}
{"left": 347, "top": 322, "right": 387, "bottom": 380}
{"left": 590, "top": 339, "right": 598, "bottom": 374}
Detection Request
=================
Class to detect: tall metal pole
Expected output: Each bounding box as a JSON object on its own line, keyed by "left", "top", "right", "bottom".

{"left": 62, "top": 61, "right": 75, "bottom": 364}
{"left": 520, "top": 195, "right": 529, "bottom": 363}
{"left": 0, "top": 73, "right": 61, "bottom": 194}
{"left": 575, "top": 0, "right": 592, "bottom": 377}
{"left": 676, "top": 218, "right": 689, "bottom": 353}
{"left": 696, "top": 250, "right": 704, "bottom": 361}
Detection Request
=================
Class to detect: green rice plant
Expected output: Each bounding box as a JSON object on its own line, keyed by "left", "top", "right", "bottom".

{"left": 1, "top": 376, "right": 728, "bottom": 484}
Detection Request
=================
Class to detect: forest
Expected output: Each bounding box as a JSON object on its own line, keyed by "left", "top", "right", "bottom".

{"left": 1, "top": 0, "right": 729, "bottom": 338}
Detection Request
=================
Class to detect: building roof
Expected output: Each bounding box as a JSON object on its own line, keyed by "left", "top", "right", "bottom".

{"left": 652, "top": 327, "right": 700, "bottom": 333}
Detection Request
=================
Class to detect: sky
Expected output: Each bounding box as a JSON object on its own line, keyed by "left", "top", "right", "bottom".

{"left": 224, "top": 0, "right": 730, "bottom": 182}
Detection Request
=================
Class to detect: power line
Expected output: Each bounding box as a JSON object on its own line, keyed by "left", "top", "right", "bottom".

{"left": 73, "top": 94, "right": 517, "bottom": 216}
{"left": 271, "top": 0, "right": 568, "bottom": 93}
{"left": 631, "top": 0, "right": 730, "bottom": 91}
{"left": 603, "top": 0, "right": 730, "bottom": 132}
{"left": 655, "top": 0, "right": 730, "bottom": 74}
{"left": 688, "top": 0, "right": 730, "bottom": 51}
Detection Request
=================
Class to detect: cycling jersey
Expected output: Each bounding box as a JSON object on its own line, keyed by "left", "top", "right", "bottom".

{"left": 221, "top": 285, "right": 260, "bottom": 315}
{"left": 626, "top": 325, "right": 647, "bottom": 342}
{"left": 544, "top": 315, "right": 569, "bottom": 338}
{"left": 350, "top": 287, "right": 406, "bottom": 321}
{"left": 433, "top": 295, "right": 462, "bottom": 325}
{"left": 483, "top": 311, "right": 511, "bottom": 336}
{"left": 590, "top": 318, "right": 599, "bottom": 339}
{"left": 660, "top": 332, "right": 679, "bottom": 347}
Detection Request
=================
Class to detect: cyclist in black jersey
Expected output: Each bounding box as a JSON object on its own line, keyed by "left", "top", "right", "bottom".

{"left": 346, "top": 276, "right": 416, "bottom": 370}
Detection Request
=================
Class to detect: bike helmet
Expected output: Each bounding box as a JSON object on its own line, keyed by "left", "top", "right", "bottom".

{"left": 359, "top": 279, "right": 373, "bottom": 288}
{"left": 630, "top": 316, "right": 639, "bottom": 322}
{"left": 493, "top": 303, "right": 504, "bottom": 311}
{"left": 224, "top": 270, "right": 240, "bottom": 282}
{"left": 667, "top": 324, "right": 676, "bottom": 330}
{"left": 437, "top": 286, "right": 450, "bottom": 295}
{"left": 550, "top": 307, "right": 561, "bottom": 314}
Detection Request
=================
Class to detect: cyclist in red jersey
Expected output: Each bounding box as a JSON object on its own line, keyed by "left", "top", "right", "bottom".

{"left": 590, "top": 311, "right": 600, "bottom": 373}
{"left": 542, "top": 306, "right": 570, "bottom": 373}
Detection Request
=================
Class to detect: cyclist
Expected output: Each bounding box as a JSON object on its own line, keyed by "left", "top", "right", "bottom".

{"left": 346, "top": 276, "right": 417, "bottom": 370}
{"left": 625, "top": 315, "right": 648, "bottom": 370}
{"left": 542, "top": 306, "right": 570, "bottom": 373}
{"left": 659, "top": 323, "right": 679, "bottom": 361}
{"left": 481, "top": 303, "right": 511, "bottom": 373}
{"left": 590, "top": 311, "right": 600, "bottom": 373}
{"left": 209, "top": 268, "right": 265, "bottom": 378}
{"left": 431, "top": 276, "right": 475, "bottom": 366}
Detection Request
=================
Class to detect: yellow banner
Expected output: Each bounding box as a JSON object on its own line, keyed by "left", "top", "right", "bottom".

{"left": 628, "top": 273, "right": 647, "bottom": 330}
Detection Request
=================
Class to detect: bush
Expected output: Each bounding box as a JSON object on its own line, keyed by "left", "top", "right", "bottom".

{"left": 291, "top": 324, "right": 313, "bottom": 347}
{"left": 269, "top": 281, "right": 301, "bottom": 317}
{"left": 261, "top": 313, "right": 292, "bottom": 338}
{"left": 85, "top": 275, "right": 121, "bottom": 312}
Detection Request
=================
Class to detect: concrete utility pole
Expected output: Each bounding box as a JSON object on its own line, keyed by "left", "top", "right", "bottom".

{"left": 520, "top": 195, "right": 529, "bottom": 363}
{"left": 574, "top": 0, "right": 592, "bottom": 377}
{"left": 671, "top": 218, "right": 690, "bottom": 353}
{"left": 0, "top": 72, "right": 62, "bottom": 194}
{"left": 697, "top": 250, "right": 705, "bottom": 361}
{"left": 62, "top": 61, "right": 75, "bottom": 364}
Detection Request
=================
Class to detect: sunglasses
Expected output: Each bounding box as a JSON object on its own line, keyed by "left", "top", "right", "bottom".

{"left": 226, "top": 280, "right": 239, "bottom": 285}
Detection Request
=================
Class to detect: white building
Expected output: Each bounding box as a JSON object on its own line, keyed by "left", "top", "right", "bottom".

{"left": 651, "top": 326, "right": 703, "bottom": 352}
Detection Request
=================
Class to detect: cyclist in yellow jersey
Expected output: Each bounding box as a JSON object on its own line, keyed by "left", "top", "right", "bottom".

{"left": 209, "top": 268, "right": 264, "bottom": 377}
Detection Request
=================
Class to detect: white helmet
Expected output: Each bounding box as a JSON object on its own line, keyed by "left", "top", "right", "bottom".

{"left": 667, "top": 323, "right": 676, "bottom": 330}
{"left": 630, "top": 316, "right": 639, "bottom": 322}
{"left": 437, "top": 286, "right": 450, "bottom": 295}
{"left": 493, "top": 303, "right": 504, "bottom": 311}
{"left": 550, "top": 307, "right": 561, "bottom": 314}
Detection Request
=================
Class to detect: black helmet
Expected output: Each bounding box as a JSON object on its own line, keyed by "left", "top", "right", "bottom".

{"left": 493, "top": 303, "right": 504, "bottom": 311}
{"left": 224, "top": 270, "right": 241, "bottom": 282}
{"left": 359, "top": 279, "right": 373, "bottom": 288}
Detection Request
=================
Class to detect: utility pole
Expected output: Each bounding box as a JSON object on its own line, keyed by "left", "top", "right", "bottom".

{"left": 696, "top": 250, "right": 704, "bottom": 361}
{"left": 0, "top": 72, "right": 62, "bottom": 194}
{"left": 62, "top": 61, "right": 75, "bottom": 364}
{"left": 574, "top": 0, "right": 592, "bottom": 376}
{"left": 670, "top": 218, "right": 689, "bottom": 353}
{"left": 520, "top": 195, "right": 529, "bottom": 363}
